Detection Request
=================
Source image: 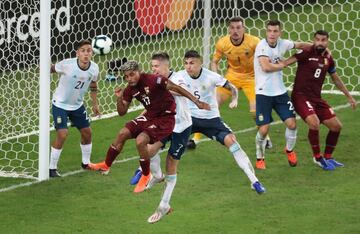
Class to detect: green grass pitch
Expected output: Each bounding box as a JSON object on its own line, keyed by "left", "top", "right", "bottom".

{"left": 0, "top": 1, "right": 359, "bottom": 233}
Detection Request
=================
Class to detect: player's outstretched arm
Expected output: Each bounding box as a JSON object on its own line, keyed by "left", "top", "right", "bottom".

{"left": 166, "top": 80, "right": 211, "bottom": 110}
{"left": 294, "top": 42, "right": 312, "bottom": 50}
{"left": 330, "top": 73, "right": 357, "bottom": 110}
{"left": 115, "top": 87, "right": 131, "bottom": 116}
{"left": 223, "top": 81, "right": 238, "bottom": 108}
{"left": 89, "top": 81, "right": 101, "bottom": 116}
{"left": 283, "top": 56, "right": 298, "bottom": 67}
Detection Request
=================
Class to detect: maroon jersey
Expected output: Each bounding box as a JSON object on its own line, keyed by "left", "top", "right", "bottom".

{"left": 123, "top": 73, "right": 176, "bottom": 119}
{"left": 293, "top": 46, "right": 336, "bottom": 98}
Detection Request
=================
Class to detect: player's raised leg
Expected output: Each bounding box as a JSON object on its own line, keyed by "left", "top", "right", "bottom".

{"left": 134, "top": 132, "right": 153, "bottom": 193}
{"left": 88, "top": 127, "right": 132, "bottom": 174}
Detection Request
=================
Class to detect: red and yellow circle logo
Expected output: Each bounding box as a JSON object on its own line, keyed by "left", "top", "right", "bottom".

{"left": 134, "top": 0, "right": 196, "bottom": 35}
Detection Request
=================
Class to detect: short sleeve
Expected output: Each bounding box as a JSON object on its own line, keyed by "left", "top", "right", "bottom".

{"left": 122, "top": 86, "right": 133, "bottom": 103}
{"left": 328, "top": 57, "right": 336, "bottom": 74}
{"left": 170, "top": 73, "right": 188, "bottom": 90}
{"left": 283, "top": 39, "right": 295, "bottom": 51}
{"left": 155, "top": 75, "right": 168, "bottom": 89}
{"left": 54, "top": 60, "right": 66, "bottom": 74}
{"left": 255, "top": 42, "right": 270, "bottom": 58}
{"left": 214, "top": 73, "right": 227, "bottom": 87}
{"left": 212, "top": 39, "right": 223, "bottom": 62}
{"left": 92, "top": 63, "right": 99, "bottom": 82}
{"left": 294, "top": 49, "right": 310, "bottom": 62}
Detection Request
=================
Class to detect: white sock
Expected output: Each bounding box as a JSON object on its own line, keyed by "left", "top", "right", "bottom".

{"left": 230, "top": 143, "right": 258, "bottom": 184}
{"left": 285, "top": 128, "right": 297, "bottom": 151}
{"left": 80, "top": 143, "right": 92, "bottom": 164}
{"left": 150, "top": 152, "right": 162, "bottom": 178}
{"left": 159, "top": 174, "right": 177, "bottom": 208}
{"left": 49, "top": 147, "right": 62, "bottom": 169}
{"left": 255, "top": 131, "right": 266, "bottom": 159}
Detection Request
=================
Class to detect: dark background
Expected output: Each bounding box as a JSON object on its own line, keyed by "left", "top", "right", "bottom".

{"left": 0, "top": 0, "right": 315, "bottom": 71}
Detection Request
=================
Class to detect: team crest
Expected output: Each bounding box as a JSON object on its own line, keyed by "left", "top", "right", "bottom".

{"left": 144, "top": 86, "right": 150, "bottom": 95}
{"left": 324, "top": 58, "right": 328, "bottom": 65}
{"left": 258, "top": 114, "right": 264, "bottom": 122}
{"left": 56, "top": 116, "right": 62, "bottom": 124}
{"left": 245, "top": 49, "right": 250, "bottom": 56}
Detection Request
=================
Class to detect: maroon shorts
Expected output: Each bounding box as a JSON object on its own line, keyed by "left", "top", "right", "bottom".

{"left": 125, "top": 114, "right": 175, "bottom": 144}
{"left": 291, "top": 94, "right": 336, "bottom": 122}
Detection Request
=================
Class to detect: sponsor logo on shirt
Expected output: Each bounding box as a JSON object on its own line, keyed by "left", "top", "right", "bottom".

{"left": 309, "top": 58, "right": 319, "bottom": 61}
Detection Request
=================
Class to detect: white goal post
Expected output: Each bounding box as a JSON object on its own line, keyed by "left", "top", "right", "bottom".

{"left": 0, "top": 0, "right": 358, "bottom": 181}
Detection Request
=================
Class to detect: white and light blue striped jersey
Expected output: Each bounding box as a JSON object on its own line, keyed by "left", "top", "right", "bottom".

{"left": 169, "top": 71, "right": 192, "bottom": 133}
{"left": 178, "top": 68, "right": 227, "bottom": 119}
{"left": 254, "top": 39, "right": 294, "bottom": 96}
{"left": 52, "top": 58, "right": 99, "bottom": 110}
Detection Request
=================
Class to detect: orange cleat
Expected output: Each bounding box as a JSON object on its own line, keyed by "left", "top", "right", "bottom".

{"left": 87, "top": 161, "right": 110, "bottom": 175}
{"left": 255, "top": 159, "right": 266, "bottom": 170}
{"left": 285, "top": 149, "right": 297, "bottom": 167}
{"left": 134, "top": 174, "right": 151, "bottom": 193}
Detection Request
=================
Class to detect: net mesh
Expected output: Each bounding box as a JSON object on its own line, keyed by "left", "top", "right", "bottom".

{"left": 0, "top": 0, "right": 358, "bottom": 179}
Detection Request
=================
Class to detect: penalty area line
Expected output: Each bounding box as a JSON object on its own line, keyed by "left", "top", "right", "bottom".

{"left": 0, "top": 102, "right": 356, "bottom": 193}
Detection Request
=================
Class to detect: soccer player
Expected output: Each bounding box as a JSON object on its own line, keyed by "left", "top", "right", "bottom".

{"left": 179, "top": 50, "right": 266, "bottom": 194}
{"left": 284, "top": 30, "right": 357, "bottom": 170}
{"left": 254, "top": 20, "right": 312, "bottom": 169}
{"left": 89, "top": 60, "right": 210, "bottom": 193}
{"left": 49, "top": 40, "right": 100, "bottom": 177}
{"left": 188, "top": 17, "right": 272, "bottom": 150}
{"left": 143, "top": 52, "right": 195, "bottom": 223}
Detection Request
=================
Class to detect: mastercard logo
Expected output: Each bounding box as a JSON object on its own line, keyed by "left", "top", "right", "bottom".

{"left": 134, "top": 0, "right": 196, "bottom": 35}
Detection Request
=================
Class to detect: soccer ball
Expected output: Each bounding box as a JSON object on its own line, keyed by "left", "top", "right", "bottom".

{"left": 91, "top": 35, "right": 112, "bottom": 55}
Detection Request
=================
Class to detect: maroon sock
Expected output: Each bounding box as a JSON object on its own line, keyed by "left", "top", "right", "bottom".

{"left": 308, "top": 129, "right": 321, "bottom": 158}
{"left": 324, "top": 131, "right": 340, "bottom": 159}
{"left": 139, "top": 159, "right": 150, "bottom": 176}
{"left": 105, "top": 145, "right": 120, "bottom": 167}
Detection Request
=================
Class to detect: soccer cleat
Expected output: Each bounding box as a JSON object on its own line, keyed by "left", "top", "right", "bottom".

{"left": 147, "top": 205, "right": 172, "bottom": 223}
{"left": 49, "top": 169, "right": 61, "bottom": 178}
{"left": 265, "top": 138, "right": 273, "bottom": 149}
{"left": 252, "top": 181, "right": 266, "bottom": 194}
{"left": 326, "top": 158, "right": 344, "bottom": 168}
{"left": 145, "top": 174, "right": 165, "bottom": 190}
{"left": 87, "top": 161, "right": 111, "bottom": 175}
{"left": 285, "top": 149, "right": 297, "bottom": 167}
{"left": 255, "top": 159, "right": 266, "bottom": 170}
{"left": 134, "top": 174, "right": 151, "bottom": 193}
{"left": 313, "top": 157, "right": 335, "bottom": 171}
{"left": 81, "top": 163, "right": 98, "bottom": 170}
{"left": 186, "top": 139, "right": 197, "bottom": 150}
{"left": 130, "top": 169, "right": 143, "bottom": 185}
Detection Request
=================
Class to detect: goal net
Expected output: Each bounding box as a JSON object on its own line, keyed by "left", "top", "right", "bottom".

{"left": 0, "top": 0, "right": 358, "bottom": 180}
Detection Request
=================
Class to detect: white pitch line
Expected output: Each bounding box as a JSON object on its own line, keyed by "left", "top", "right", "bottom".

{"left": 0, "top": 102, "right": 356, "bottom": 193}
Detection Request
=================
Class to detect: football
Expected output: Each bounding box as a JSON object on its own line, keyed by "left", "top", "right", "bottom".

{"left": 91, "top": 35, "right": 112, "bottom": 55}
